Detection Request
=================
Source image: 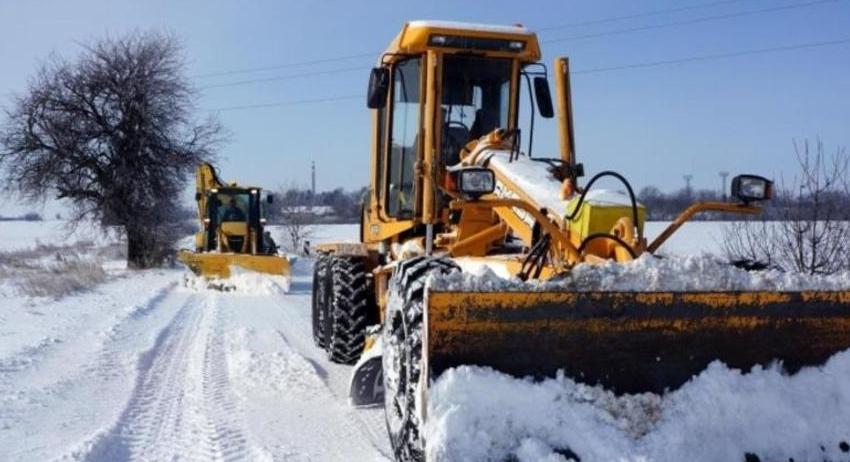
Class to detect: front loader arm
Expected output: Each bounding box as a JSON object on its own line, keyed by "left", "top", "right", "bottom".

{"left": 194, "top": 162, "right": 225, "bottom": 222}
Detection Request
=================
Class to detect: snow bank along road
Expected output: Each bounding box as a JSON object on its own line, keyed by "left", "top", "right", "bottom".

{"left": 4, "top": 221, "right": 850, "bottom": 461}
{"left": 0, "top": 261, "right": 392, "bottom": 461}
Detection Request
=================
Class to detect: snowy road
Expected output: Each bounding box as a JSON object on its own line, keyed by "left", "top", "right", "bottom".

{"left": 0, "top": 262, "right": 391, "bottom": 461}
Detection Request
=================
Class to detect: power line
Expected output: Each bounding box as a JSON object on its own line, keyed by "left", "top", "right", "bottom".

{"left": 192, "top": 52, "right": 375, "bottom": 79}
{"left": 205, "top": 36, "right": 850, "bottom": 112}
{"left": 197, "top": 0, "right": 840, "bottom": 91}
{"left": 200, "top": 65, "right": 370, "bottom": 90}
{"left": 188, "top": 0, "right": 772, "bottom": 80}
{"left": 537, "top": 0, "right": 752, "bottom": 31}
{"left": 570, "top": 37, "right": 850, "bottom": 75}
{"left": 209, "top": 94, "right": 361, "bottom": 112}
{"left": 542, "top": 0, "right": 839, "bottom": 44}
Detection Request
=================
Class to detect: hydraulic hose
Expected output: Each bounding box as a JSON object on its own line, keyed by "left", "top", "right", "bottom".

{"left": 565, "top": 170, "right": 642, "bottom": 242}
{"left": 577, "top": 233, "right": 638, "bottom": 260}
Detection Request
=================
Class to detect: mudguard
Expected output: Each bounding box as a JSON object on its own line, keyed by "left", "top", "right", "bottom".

{"left": 349, "top": 335, "right": 384, "bottom": 407}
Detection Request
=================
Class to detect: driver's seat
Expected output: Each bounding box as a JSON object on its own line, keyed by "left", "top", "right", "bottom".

{"left": 469, "top": 109, "right": 500, "bottom": 140}
{"left": 442, "top": 123, "right": 469, "bottom": 166}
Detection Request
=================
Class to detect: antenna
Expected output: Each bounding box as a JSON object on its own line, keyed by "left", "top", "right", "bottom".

{"left": 719, "top": 171, "right": 729, "bottom": 200}
{"left": 311, "top": 161, "right": 316, "bottom": 196}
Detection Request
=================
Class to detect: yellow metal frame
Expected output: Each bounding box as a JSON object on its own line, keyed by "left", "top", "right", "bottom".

{"left": 179, "top": 163, "right": 289, "bottom": 279}
{"left": 345, "top": 21, "right": 775, "bottom": 307}
{"left": 648, "top": 202, "right": 760, "bottom": 252}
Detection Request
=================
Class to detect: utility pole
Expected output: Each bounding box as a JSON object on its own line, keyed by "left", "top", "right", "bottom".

{"left": 311, "top": 161, "right": 316, "bottom": 196}
{"left": 683, "top": 174, "right": 693, "bottom": 196}
{"left": 719, "top": 171, "right": 729, "bottom": 200}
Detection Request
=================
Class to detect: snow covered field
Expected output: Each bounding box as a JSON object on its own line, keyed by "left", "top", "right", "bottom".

{"left": 1, "top": 220, "right": 848, "bottom": 461}
{"left": 0, "top": 220, "right": 109, "bottom": 251}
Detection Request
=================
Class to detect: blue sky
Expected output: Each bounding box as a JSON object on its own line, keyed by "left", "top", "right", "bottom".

{"left": 1, "top": 0, "right": 849, "bottom": 214}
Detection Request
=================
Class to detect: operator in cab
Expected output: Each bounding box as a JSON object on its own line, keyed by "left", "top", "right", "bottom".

{"left": 219, "top": 196, "right": 246, "bottom": 222}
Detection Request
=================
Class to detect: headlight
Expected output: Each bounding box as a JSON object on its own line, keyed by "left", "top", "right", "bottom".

{"left": 731, "top": 174, "right": 773, "bottom": 203}
{"left": 457, "top": 168, "right": 496, "bottom": 199}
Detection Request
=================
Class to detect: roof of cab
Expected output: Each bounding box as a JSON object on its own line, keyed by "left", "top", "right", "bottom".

{"left": 381, "top": 20, "right": 542, "bottom": 63}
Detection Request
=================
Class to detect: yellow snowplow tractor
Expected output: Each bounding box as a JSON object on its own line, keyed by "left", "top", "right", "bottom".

{"left": 309, "top": 20, "right": 850, "bottom": 460}
{"left": 178, "top": 163, "right": 290, "bottom": 279}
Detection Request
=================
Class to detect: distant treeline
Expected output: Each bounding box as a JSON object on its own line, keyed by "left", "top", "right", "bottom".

{"left": 267, "top": 187, "right": 368, "bottom": 224}
{"left": 638, "top": 186, "right": 850, "bottom": 221}
{"left": 267, "top": 185, "right": 850, "bottom": 224}
{"left": 0, "top": 212, "right": 43, "bottom": 222}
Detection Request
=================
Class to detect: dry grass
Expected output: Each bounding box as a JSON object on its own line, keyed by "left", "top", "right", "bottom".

{"left": 0, "top": 240, "right": 112, "bottom": 298}
{"left": 16, "top": 259, "right": 107, "bottom": 298}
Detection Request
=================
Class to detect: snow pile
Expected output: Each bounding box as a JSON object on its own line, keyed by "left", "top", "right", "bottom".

{"left": 181, "top": 269, "right": 290, "bottom": 294}
{"left": 435, "top": 254, "right": 850, "bottom": 292}
{"left": 426, "top": 352, "right": 850, "bottom": 462}
{"left": 486, "top": 150, "right": 567, "bottom": 216}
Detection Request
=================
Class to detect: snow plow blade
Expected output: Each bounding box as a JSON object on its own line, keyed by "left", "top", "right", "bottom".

{"left": 178, "top": 250, "right": 290, "bottom": 279}
{"left": 425, "top": 290, "right": 850, "bottom": 394}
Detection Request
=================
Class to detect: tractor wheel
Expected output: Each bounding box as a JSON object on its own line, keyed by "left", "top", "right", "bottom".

{"left": 311, "top": 255, "right": 331, "bottom": 348}
{"left": 326, "top": 256, "right": 375, "bottom": 364}
{"left": 383, "top": 257, "right": 459, "bottom": 462}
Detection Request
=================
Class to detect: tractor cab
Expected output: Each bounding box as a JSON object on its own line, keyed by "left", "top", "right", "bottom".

{"left": 201, "top": 186, "right": 274, "bottom": 254}
{"left": 178, "top": 163, "right": 288, "bottom": 280}
{"left": 363, "top": 21, "right": 554, "bottom": 241}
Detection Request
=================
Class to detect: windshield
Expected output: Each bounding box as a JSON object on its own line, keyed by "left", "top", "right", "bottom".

{"left": 213, "top": 192, "right": 250, "bottom": 222}
{"left": 441, "top": 56, "right": 512, "bottom": 165}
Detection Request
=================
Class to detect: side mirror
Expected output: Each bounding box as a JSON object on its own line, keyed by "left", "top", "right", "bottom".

{"left": 266, "top": 194, "right": 274, "bottom": 204}
{"left": 367, "top": 67, "right": 389, "bottom": 109}
{"left": 533, "top": 76, "right": 554, "bottom": 118}
{"left": 195, "top": 192, "right": 202, "bottom": 201}
{"left": 731, "top": 174, "right": 773, "bottom": 204}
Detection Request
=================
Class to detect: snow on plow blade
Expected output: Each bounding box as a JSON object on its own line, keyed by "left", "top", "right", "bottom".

{"left": 178, "top": 250, "right": 290, "bottom": 279}
{"left": 425, "top": 290, "right": 850, "bottom": 394}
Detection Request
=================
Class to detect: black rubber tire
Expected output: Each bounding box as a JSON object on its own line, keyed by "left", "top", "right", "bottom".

{"left": 383, "top": 257, "right": 459, "bottom": 462}
{"left": 326, "top": 256, "right": 376, "bottom": 364}
{"left": 311, "top": 255, "right": 331, "bottom": 348}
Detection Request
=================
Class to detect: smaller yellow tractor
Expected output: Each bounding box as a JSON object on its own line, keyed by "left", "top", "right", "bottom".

{"left": 178, "top": 163, "right": 289, "bottom": 279}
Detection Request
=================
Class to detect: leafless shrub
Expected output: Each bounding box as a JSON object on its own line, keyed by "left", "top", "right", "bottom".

{"left": 94, "top": 242, "right": 128, "bottom": 260}
{"left": 16, "top": 259, "right": 107, "bottom": 298}
{"left": 723, "top": 139, "right": 850, "bottom": 274}
{"left": 279, "top": 205, "right": 315, "bottom": 255}
{"left": 271, "top": 184, "right": 315, "bottom": 255}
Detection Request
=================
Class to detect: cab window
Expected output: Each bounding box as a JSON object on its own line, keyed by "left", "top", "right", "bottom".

{"left": 386, "top": 57, "right": 421, "bottom": 218}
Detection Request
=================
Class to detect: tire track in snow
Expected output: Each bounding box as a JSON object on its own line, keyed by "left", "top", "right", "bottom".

{"left": 0, "top": 281, "right": 180, "bottom": 443}
{"left": 262, "top": 274, "right": 392, "bottom": 460}
{"left": 0, "top": 282, "right": 174, "bottom": 380}
{"left": 82, "top": 291, "right": 262, "bottom": 462}
{"left": 274, "top": 327, "right": 392, "bottom": 460}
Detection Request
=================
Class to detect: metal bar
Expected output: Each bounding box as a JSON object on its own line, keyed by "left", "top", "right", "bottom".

{"left": 648, "top": 201, "right": 760, "bottom": 253}
{"left": 554, "top": 57, "right": 575, "bottom": 167}
{"left": 449, "top": 222, "right": 508, "bottom": 256}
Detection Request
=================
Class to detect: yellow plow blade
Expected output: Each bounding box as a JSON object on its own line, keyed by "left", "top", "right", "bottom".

{"left": 178, "top": 250, "right": 290, "bottom": 279}
{"left": 425, "top": 290, "right": 850, "bottom": 394}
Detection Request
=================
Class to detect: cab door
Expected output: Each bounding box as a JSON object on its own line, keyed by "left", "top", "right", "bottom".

{"left": 365, "top": 56, "right": 425, "bottom": 243}
{"left": 385, "top": 57, "right": 422, "bottom": 220}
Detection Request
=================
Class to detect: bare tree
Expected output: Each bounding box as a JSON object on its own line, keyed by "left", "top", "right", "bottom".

{"left": 279, "top": 205, "right": 315, "bottom": 256}
{"left": 0, "top": 32, "right": 222, "bottom": 268}
{"left": 723, "top": 139, "right": 850, "bottom": 274}
{"left": 273, "top": 185, "right": 315, "bottom": 255}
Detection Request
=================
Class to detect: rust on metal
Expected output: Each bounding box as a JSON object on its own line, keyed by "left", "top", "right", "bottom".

{"left": 425, "top": 290, "right": 850, "bottom": 394}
